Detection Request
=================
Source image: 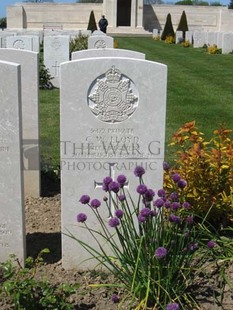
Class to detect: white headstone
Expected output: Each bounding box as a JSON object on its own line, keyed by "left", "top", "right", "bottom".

{"left": 193, "top": 31, "right": 206, "bottom": 48}
{"left": 222, "top": 32, "right": 233, "bottom": 54}
{"left": 72, "top": 48, "right": 145, "bottom": 60}
{"left": 0, "top": 60, "right": 25, "bottom": 264}
{"left": 6, "top": 36, "right": 33, "bottom": 51}
{"left": 207, "top": 32, "right": 217, "bottom": 46}
{"left": 44, "top": 36, "right": 70, "bottom": 88}
{"left": 185, "top": 31, "right": 193, "bottom": 44}
{"left": 0, "top": 32, "right": 17, "bottom": 48}
{"left": 0, "top": 37, "right": 2, "bottom": 48}
{"left": 176, "top": 31, "right": 183, "bottom": 44}
{"left": 152, "top": 29, "right": 158, "bottom": 38}
{"left": 217, "top": 32, "right": 224, "bottom": 49}
{"left": 60, "top": 57, "right": 167, "bottom": 269}
{"left": 88, "top": 34, "right": 114, "bottom": 49}
{"left": 0, "top": 49, "right": 40, "bottom": 197}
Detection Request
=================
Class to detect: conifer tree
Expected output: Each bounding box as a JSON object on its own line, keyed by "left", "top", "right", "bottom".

{"left": 177, "top": 10, "right": 189, "bottom": 39}
{"left": 161, "top": 13, "right": 175, "bottom": 41}
{"left": 229, "top": 0, "right": 233, "bottom": 9}
{"left": 87, "top": 10, "right": 97, "bottom": 33}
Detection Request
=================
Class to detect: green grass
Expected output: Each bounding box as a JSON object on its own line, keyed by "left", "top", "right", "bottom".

{"left": 40, "top": 38, "right": 233, "bottom": 166}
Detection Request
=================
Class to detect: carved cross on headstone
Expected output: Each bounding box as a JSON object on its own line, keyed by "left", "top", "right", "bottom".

{"left": 94, "top": 162, "right": 129, "bottom": 216}
{"left": 52, "top": 61, "right": 60, "bottom": 77}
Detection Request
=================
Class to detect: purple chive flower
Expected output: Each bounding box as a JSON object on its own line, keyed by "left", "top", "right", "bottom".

{"left": 138, "top": 214, "right": 147, "bottom": 223}
{"left": 172, "top": 173, "right": 181, "bottom": 183}
{"left": 118, "top": 194, "right": 126, "bottom": 202}
{"left": 90, "top": 199, "right": 101, "bottom": 209}
{"left": 166, "top": 303, "right": 179, "bottom": 310}
{"left": 136, "top": 184, "right": 148, "bottom": 195}
{"left": 153, "top": 198, "right": 164, "bottom": 208}
{"left": 185, "top": 229, "right": 190, "bottom": 238}
{"left": 102, "top": 176, "right": 113, "bottom": 191}
{"left": 77, "top": 213, "right": 87, "bottom": 223}
{"left": 140, "top": 207, "right": 151, "bottom": 217}
{"left": 115, "top": 209, "right": 124, "bottom": 219}
{"left": 171, "top": 202, "right": 180, "bottom": 211}
{"left": 170, "top": 192, "right": 179, "bottom": 201}
{"left": 164, "top": 200, "right": 171, "bottom": 209}
{"left": 144, "top": 189, "right": 155, "bottom": 202}
{"left": 150, "top": 210, "right": 158, "bottom": 217}
{"left": 177, "top": 179, "right": 187, "bottom": 189}
{"left": 189, "top": 243, "right": 198, "bottom": 251}
{"left": 134, "top": 166, "right": 145, "bottom": 177}
{"left": 186, "top": 215, "right": 194, "bottom": 225}
{"left": 111, "top": 294, "right": 120, "bottom": 303}
{"left": 79, "top": 195, "right": 90, "bottom": 204}
{"left": 163, "top": 161, "right": 170, "bottom": 171}
{"left": 155, "top": 247, "right": 167, "bottom": 259}
{"left": 108, "top": 181, "right": 120, "bottom": 193}
{"left": 117, "top": 175, "right": 127, "bottom": 187}
{"left": 207, "top": 240, "right": 216, "bottom": 249}
{"left": 158, "top": 188, "right": 166, "bottom": 197}
{"left": 109, "top": 217, "right": 120, "bottom": 228}
{"left": 183, "top": 201, "right": 191, "bottom": 209}
{"left": 169, "top": 214, "right": 181, "bottom": 224}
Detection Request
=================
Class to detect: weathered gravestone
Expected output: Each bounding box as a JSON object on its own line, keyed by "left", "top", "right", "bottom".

{"left": 0, "top": 49, "right": 40, "bottom": 197}
{"left": 176, "top": 31, "right": 183, "bottom": 44}
{"left": 0, "top": 60, "right": 25, "bottom": 264}
{"left": 72, "top": 48, "right": 145, "bottom": 60}
{"left": 152, "top": 29, "right": 158, "bottom": 38}
{"left": 60, "top": 57, "right": 167, "bottom": 269}
{"left": 0, "top": 32, "right": 17, "bottom": 48}
{"left": 206, "top": 32, "right": 217, "bottom": 46}
{"left": 222, "top": 32, "right": 233, "bottom": 54}
{"left": 193, "top": 31, "right": 206, "bottom": 48}
{"left": 217, "top": 32, "right": 223, "bottom": 49}
{"left": 88, "top": 32, "right": 114, "bottom": 49}
{"left": 6, "top": 35, "right": 33, "bottom": 51}
{"left": 185, "top": 31, "right": 193, "bottom": 44}
{"left": 44, "top": 36, "right": 70, "bottom": 88}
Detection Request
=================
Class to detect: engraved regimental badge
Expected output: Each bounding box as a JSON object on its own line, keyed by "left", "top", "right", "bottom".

{"left": 88, "top": 66, "right": 139, "bottom": 123}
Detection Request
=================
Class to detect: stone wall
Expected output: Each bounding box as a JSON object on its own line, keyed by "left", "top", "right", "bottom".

{"left": 6, "top": 3, "right": 233, "bottom": 33}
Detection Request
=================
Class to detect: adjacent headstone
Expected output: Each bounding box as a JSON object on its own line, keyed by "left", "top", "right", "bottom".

{"left": 0, "top": 60, "right": 25, "bottom": 264}
{"left": 0, "top": 32, "right": 17, "bottom": 48}
{"left": 207, "top": 32, "right": 217, "bottom": 46}
{"left": 0, "top": 49, "right": 40, "bottom": 197}
{"left": 193, "top": 31, "right": 206, "bottom": 48}
{"left": 60, "top": 57, "right": 167, "bottom": 269}
{"left": 44, "top": 36, "right": 70, "bottom": 87}
{"left": 88, "top": 33, "right": 114, "bottom": 49}
{"left": 6, "top": 36, "right": 33, "bottom": 51}
{"left": 217, "top": 32, "right": 224, "bottom": 49}
{"left": 0, "top": 37, "right": 2, "bottom": 48}
{"left": 72, "top": 48, "right": 145, "bottom": 60}
{"left": 222, "top": 32, "right": 233, "bottom": 54}
{"left": 185, "top": 31, "right": 193, "bottom": 44}
{"left": 152, "top": 29, "right": 158, "bottom": 38}
{"left": 176, "top": 31, "right": 183, "bottom": 44}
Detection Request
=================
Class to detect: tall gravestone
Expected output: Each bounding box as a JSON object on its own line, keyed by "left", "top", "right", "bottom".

{"left": 222, "top": 33, "right": 233, "bottom": 54}
{"left": 0, "top": 60, "right": 25, "bottom": 264}
{"left": 88, "top": 33, "right": 114, "bottom": 49}
{"left": 72, "top": 48, "right": 145, "bottom": 60}
{"left": 0, "top": 49, "right": 40, "bottom": 197}
{"left": 193, "top": 31, "right": 206, "bottom": 48}
{"left": 60, "top": 57, "right": 167, "bottom": 269}
{"left": 44, "top": 36, "right": 70, "bottom": 88}
{"left": 6, "top": 36, "right": 33, "bottom": 51}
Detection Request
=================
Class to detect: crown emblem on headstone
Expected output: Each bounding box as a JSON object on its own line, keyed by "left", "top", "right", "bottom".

{"left": 88, "top": 66, "right": 139, "bottom": 123}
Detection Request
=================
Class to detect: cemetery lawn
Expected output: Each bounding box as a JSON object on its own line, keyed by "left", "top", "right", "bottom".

{"left": 40, "top": 37, "right": 233, "bottom": 166}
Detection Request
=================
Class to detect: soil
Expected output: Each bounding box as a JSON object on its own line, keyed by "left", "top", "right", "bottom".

{"left": 1, "top": 178, "right": 233, "bottom": 309}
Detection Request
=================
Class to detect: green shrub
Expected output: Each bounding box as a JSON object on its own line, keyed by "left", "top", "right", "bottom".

{"left": 87, "top": 10, "right": 97, "bottom": 33}
{"left": 69, "top": 34, "right": 88, "bottom": 56}
{"left": 0, "top": 249, "right": 78, "bottom": 309}
{"left": 176, "top": 10, "right": 189, "bottom": 40}
{"left": 161, "top": 13, "right": 175, "bottom": 41}
{"left": 164, "top": 121, "right": 233, "bottom": 228}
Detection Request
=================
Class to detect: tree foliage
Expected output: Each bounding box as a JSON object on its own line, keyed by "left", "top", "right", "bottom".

{"left": 161, "top": 13, "right": 175, "bottom": 41}
{"left": 87, "top": 10, "right": 97, "bottom": 32}
{"left": 229, "top": 0, "right": 233, "bottom": 9}
{"left": 0, "top": 17, "right": 7, "bottom": 29}
{"left": 177, "top": 11, "right": 188, "bottom": 39}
